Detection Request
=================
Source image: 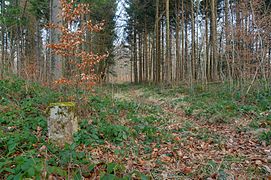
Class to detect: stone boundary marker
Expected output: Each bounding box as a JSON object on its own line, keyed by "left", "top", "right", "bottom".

{"left": 47, "top": 102, "right": 78, "bottom": 147}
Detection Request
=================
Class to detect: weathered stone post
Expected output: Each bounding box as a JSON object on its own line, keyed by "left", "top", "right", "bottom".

{"left": 47, "top": 102, "right": 78, "bottom": 146}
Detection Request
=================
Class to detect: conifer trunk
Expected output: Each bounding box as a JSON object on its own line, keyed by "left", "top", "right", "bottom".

{"left": 165, "top": 0, "right": 170, "bottom": 84}
{"left": 155, "top": 0, "right": 161, "bottom": 83}
{"left": 133, "top": 27, "right": 138, "bottom": 83}
{"left": 175, "top": 0, "right": 181, "bottom": 82}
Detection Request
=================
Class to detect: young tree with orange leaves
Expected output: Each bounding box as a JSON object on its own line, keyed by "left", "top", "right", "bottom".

{"left": 47, "top": 0, "right": 108, "bottom": 92}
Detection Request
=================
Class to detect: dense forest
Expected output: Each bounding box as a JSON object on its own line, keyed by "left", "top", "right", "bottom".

{"left": 2, "top": 0, "right": 271, "bottom": 90}
{"left": 0, "top": 0, "right": 271, "bottom": 179}
{"left": 0, "top": 0, "right": 116, "bottom": 84}
{"left": 125, "top": 0, "right": 271, "bottom": 92}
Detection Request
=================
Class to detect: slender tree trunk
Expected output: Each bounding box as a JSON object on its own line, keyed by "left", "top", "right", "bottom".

{"left": 133, "top": 27, "right": 138, "bottom": 83}
{"left": 4, "top": 24, "right": 8, "bottom": 75}
{"left": 130, "top": 54, "right": 133, "bottom": 83}
{"left": 9, "top": 29, "right": 15, "bottom": 74}
{"left": 181, "top": 0, "right": 185, "bottom": 80}
{"left": 148, "top": 34, "right": 152, "bottom": 82}
{"left": 16, "top": 25, "right": 21, "bottom": 76}
{"left": 0, "top": 0, "right": 4, "bottom": 78}
{"left": 169, "top": 27, "right": 173, "bottom": 81}
{"left": 191, "top": 0, "right": 195, "bottom": 82}
{"left": 152, "top": 32, "right": 156, "bottom": 82}
{"left": 205, "top": 0, "right": 210, "bottom": 82}
{"left": 155, "top": 0, "right": 161, "bottom": 83}
{"left": 165, "top": 0, "right": 170, "bottom": 84}
{"left": 225, "top": 0, "right": 232, "bottom": 85}
{"left": 196, "top": 0, "right": 200, "bottom": 81}
{"left": 211, "top": 0, "right": 217, "bottom": 80}
{"left": 139, "top": 33, "right": 143, "bottom": 83}
{"left": 36, "top": 21, "right": 43, "bottom": 81}
{"left": 142, "top": 34, "right": 145, "bottom": 82}
{"left": 230, "top": 1, "right": 236, "bottom": 84}
{"left": 175, "top": 0, "right": 181, "bottom": 82}
{"left": 161, "top": 20, "right": 165, "bottom": 82}
{"left": 144, "top": 24, "right": 148, "bottom": 82}
{"left": 185, "top": 15, "right": 189, "bottom": 84}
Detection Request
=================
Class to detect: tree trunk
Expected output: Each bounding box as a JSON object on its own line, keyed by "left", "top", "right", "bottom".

{"left": 211, "top": 0, "right": 217, "bottom": 80}
{"left": 165, "top": 0, "right": 171, "bottom": 84}
{"left": 181, "top": 0, "right": 185, "bottom": 80}
{"left": 191, "top": 0, "right": 195, "bottom": 82}
{"left": 185, "top": 14, "right": 189, "bottom": 84}
{"left": 161, "top": 20, "right": 165, "bottom": 82}
{"left": 224, "top": 0, "right": 232, "bottom": 84}
{"left": 139, "top": 33, "right": 143, "bottom": 83}
{"left": 155, "top": 0, "right": 161, "bottom": 84}
{"left": 175, "top": 0, "right": 181, "bottom": 82}
{"left": 196, "top": 0, "right": 200, "bottom": 81}
{"left": 133, "top": 27, "right": 138, "bottom": 83}
{"left": 148, "top": 34, "right": 152, "bottom": 82}
{"left": 144, "top": 22, "right": 148, "bottom": 82}
{"left": 50, "top": 0, "right": 62, "bottom": 80}
{"left": 0, "top": 0, "right": 4, "bottom": 78}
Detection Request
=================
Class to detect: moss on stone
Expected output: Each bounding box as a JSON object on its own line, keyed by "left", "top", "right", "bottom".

{"left": 46, "top": 102, "right": 76, "bottom": 115}
{"left": 49, "top": 102, "right": 75, "bottom": 107}
{"left": 47, "top": 102, "right": 78, "bottom": 147}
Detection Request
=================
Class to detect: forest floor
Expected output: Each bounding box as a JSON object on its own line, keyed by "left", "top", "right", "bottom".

{"left": 110, "top": 84, "right": 271, "bottom": 179}
{"left": 0, "top": 78, "right": 271, "bottom": 179}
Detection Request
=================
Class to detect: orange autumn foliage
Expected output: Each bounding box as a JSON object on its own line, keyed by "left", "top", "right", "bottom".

{"left": 46, "top": 0, "right": 107, "bottom": 90}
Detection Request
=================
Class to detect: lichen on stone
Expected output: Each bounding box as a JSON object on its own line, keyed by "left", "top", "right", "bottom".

{"left": 49, "top": 102, "right": 75, "bottom": 107}
{"left": 47, "top": 102, "right": 78, "bottom": 147}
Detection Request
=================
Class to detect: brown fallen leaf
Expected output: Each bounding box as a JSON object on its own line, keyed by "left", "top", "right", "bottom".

{"left": 181, "top": 167, "right": 192, "bottom": 174}
{"left": 211, "top": 173, "right": 218, "bottom": 179}
{"left": 255, "top": 160, "right": 262, "bottom": 165}
{"left": 160, "top": 154, "right": 171, "bottom": 163}
{"left": 183, "top": 155, "right": 189, "bottom": 160}
{"left": 151, "top": 148, "right": 158, "bottom": 158}
{"left": 176, "top": 150, "right": 183, "bottom": 157}
{"left": 138, "top": 158, "right": 145, "bottom": 165}
{"left": 174, "top": 136, "right": 181, "bottom": 141}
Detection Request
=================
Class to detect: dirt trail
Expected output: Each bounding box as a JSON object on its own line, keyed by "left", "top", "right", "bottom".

{"left": 114, "top": 87, "right": 271, "bottom": 178}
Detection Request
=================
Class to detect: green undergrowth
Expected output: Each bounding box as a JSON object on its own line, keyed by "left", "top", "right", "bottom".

{"left": 112, "top": 82, "right": 271, "bottom": 145}
{"left": 0, "top": 78, "right": 166, "bottom": 179}
{"left": 187, "top": 84, "right": 271, "bottom": 144}
{"left": 1, "top": 78, "right": 270, "bottom": 179}
{"left": 108, "top": 82, "right": 270, "bottom": 178}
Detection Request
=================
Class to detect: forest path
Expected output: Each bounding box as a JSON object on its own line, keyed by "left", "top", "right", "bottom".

{"left": 113, "top": 86, "right": 271, "bottom": 178}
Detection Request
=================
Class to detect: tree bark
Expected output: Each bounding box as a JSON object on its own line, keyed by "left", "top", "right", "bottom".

{"left": 181, "top": 0, "right": 185, "bottom": 80}
{"left": 138, "top": 33, "right": 143, "bottom": 83}
{"left": 191, "top": 0, "right": 195, "bottom": 82}
{"left": 165, "top": 0, "right": 171, "bottom": 83}
{"left": 224, "top": 0, "right": 232, "bottom": 84}
{"left": 175, "top": 0, "right": 181, "bottom": 82}
{"left": 211, "top": 0, "right": 217, "bottom": 80}
{"left": 144, "top": 21, "right": 148, "bottom": 82}
{"left": 185, "top": 13, "right": 189, "bottom": 84}
{"left": 133, "top": 27, "right": 138, "bottom": 83}
{"left": 155, "top": 0, "right": 161, "bottom": 83}
{"left": 50, "top": 0, "right": 62, "bottom": 80}
{"left": 0, "top": 0, "right": 4, "bottom": 78}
